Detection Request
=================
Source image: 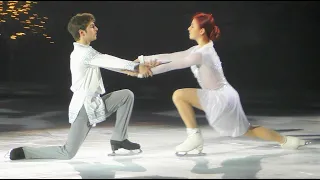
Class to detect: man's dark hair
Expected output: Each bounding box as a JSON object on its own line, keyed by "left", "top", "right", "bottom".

{"left": 67, "top": 13, "right": 95, "bottom": 41}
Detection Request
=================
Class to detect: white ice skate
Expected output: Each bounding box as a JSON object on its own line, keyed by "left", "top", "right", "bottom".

{"left": 175, "top": 131, "right": 205, "bottom": 157}
{"left": 280, "top": 136, "right": 311, "bottom": 150}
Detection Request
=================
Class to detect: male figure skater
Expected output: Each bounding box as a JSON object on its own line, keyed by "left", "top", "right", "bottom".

{"left": 9, "top": 13, "right": 152, "bottom": 160}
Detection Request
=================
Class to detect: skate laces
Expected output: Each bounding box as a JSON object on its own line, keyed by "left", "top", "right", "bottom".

{"left": 187, "top": 128, "right": 199, "bottom": 134}
{"left": 187, "top": 131, "right": 201, "bottom": 138}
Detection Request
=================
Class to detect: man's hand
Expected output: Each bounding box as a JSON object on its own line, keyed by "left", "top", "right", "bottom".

{"left": 121, "top": 70, "right": 139, "bottom": 77}
{"left": 138, "top": 64, "right": 153, "bottom": 78}
{"left": 145, "top": 59, "right": 161, "bottom": 68}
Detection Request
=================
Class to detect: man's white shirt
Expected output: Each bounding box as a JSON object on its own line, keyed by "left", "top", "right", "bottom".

{"left": 68, "top": 42, "right": 139, "bottom": 127}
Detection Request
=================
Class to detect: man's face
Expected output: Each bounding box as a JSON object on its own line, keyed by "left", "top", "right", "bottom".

{"left": 79, "top": 21, "right": 98, "bottom": 42}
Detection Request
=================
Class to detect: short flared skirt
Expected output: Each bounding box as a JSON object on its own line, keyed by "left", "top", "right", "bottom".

{"left": 197, "top": 84, "right": 251, "bottom": 137}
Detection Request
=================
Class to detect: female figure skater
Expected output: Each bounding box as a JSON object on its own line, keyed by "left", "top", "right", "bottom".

{"left": 127, "top": 12, "right": 308, "bottom": 155}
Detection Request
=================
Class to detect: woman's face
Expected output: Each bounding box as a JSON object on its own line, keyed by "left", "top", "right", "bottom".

{"left": 188, "top": 19, "right": 204, "bottom": 40}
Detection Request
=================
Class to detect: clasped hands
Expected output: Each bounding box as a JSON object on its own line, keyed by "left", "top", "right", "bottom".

{"left": 122, "top": 59, "right": 161, "bottom": 78}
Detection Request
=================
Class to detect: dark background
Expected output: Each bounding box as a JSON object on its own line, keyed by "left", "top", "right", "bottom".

{"left": 1, "top": 1, "right": 319, "bottom": 112}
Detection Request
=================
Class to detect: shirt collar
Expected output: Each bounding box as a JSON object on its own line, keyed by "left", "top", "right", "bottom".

{"left": 73, "top": 42, "right": 91, "bottom": 48}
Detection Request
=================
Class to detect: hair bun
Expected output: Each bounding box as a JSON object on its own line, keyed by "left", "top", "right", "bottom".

{"left": 210, "top": 25, "right": 221, "bottom": 41}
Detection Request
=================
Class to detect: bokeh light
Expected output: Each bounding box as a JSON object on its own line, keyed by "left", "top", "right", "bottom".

{"left": 0, "top": 1, "right": 54, "bottom": 43}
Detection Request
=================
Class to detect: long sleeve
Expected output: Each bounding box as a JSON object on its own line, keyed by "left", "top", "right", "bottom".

{"left": 150, "top": 52, "right": 202, "bottom": 75}
{"left": 88, "top": 53, "right": 139, "bottom": 71}
{"left": 138, "top": 45, "right": 196, "bottom": 64}
{"left": 102, "top": 68, "right": 130, "bottom": 75}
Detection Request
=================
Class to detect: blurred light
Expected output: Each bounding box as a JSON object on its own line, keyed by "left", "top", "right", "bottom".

{"left": 16, "top": 32, "right": 25, "bottom": 36}
{"left": 0, "top": 1, "right": 54, "bottom": 43}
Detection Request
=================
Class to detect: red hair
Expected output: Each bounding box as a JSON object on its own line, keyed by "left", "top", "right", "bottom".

{"left": 192, "top": 12, "right": 221, "bottom": 41}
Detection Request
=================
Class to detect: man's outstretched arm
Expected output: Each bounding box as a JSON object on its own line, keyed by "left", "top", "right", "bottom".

{"left": 87, "top": 53, "right": 152, "bottom": 77}
{"left": 89, "top": 53, "right": 138, "bottom": 71}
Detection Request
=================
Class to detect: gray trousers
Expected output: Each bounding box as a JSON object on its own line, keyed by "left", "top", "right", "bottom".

{"left": 23, "top": 89, "right": 135, "bottom": 160}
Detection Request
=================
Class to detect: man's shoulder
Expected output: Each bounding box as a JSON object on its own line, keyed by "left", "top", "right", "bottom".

{"left": 70, "top": 47, "right": 101, "bottom": 65}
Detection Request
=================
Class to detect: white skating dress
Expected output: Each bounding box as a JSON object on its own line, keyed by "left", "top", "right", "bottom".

{"left": 138, "top": 41, "right": 251, "bottom": 137}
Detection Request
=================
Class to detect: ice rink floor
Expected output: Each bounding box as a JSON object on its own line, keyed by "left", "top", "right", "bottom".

{"left": 0, "top": 98, "right": 320, "bottom": 179}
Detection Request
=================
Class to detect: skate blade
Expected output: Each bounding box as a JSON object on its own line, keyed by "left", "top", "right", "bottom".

{"left": 4, "top": 150, "right": 10, "bottom": 159}
{"left": 108, "top": 149, "right": 142, "bottom": 157}
{"left": 175, "top": 152, "right": 206, "bottom": 157}
{"left": 287, "top": 140, "right": 313, "bottom": 150}
{"left": 305, "top": 141, "right": 312, "bottom": 145}
{"left": 299, "top": 140, "right": 312, "bottom": 147}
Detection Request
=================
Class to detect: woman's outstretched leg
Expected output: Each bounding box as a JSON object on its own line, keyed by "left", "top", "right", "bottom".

{"left": 244, "top": 126, "right": 307, "bottom": 149}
